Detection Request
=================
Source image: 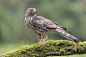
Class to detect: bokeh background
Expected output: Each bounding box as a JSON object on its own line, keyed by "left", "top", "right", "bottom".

{"left": 0, "top": 0, "right": 86, "bottom": 56}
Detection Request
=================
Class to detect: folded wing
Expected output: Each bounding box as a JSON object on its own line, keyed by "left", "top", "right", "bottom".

{"left": 32, "top": 16, "right": 67, "bottom": 31}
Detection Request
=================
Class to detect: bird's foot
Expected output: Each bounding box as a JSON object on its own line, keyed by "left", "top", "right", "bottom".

{"left": 39, "top": 39, "right": 43, "bottom": 43}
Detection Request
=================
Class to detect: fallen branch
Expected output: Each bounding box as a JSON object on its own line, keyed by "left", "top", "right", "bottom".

{"left": 2, "top": 40, "right": 86, "bottom": 57}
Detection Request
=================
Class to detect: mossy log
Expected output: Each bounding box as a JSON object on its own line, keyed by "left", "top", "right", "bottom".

{"left": 2, "top": 40, "right": 86, "bottom": 57}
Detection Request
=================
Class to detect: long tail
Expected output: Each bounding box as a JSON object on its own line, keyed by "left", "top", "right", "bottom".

{"left": 56, "top": 29, "right": 81, "bottom": 43}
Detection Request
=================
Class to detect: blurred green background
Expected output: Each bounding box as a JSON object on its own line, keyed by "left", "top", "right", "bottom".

{"left": 0, "top": 0, "right": 86, "bottom": 56}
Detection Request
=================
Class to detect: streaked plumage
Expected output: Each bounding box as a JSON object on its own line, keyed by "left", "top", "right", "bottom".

{"left": 24, "top": 8, "right": 81, "bottom": 43}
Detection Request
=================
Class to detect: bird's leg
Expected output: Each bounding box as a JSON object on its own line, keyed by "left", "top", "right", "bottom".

{"left": 40, "top": 33, "right": 47, "bottom": 43}
{"left": 36, "top": 33, "right": 41, "bottom": 43}
{"left": 38, "top": 38, "right": 41, "bottom": 43}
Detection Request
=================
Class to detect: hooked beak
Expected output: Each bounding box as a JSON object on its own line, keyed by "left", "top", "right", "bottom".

{"left": 33, "top": 9, "right": 36, "bottom": 13}
{"left": 34, "top": 11, "right": 36, "bottom": 13}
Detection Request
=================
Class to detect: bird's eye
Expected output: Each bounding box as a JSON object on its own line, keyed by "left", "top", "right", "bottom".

{"left": 30, "top": 9, "right": 32, "bottom": 11}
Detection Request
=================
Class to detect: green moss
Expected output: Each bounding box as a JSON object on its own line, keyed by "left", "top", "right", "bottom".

{"left": 2, "top": 40, "right": 86, "bottom": 57}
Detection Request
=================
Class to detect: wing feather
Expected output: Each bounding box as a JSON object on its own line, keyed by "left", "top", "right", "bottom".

{"left": 32, "top": 16, "right": 67, "bottom": 31}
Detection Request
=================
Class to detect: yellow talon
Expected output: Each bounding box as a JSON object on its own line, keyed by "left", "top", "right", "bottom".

{"left": 40, "top": 39, "right": 43, "bottom": 43}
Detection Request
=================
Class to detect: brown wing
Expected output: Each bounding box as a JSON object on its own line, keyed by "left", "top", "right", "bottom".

{"left": 32, "top": 16, "right": 67, "bottom": 31}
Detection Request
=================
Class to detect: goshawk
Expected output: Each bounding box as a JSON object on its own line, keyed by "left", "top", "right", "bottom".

{"left": 24, "top": 8, "right": 81, "bottom": 43}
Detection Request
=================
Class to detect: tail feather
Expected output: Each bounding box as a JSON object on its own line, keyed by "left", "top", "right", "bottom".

{"left": 56, "top": 29, "right": 81, "bottom": 43}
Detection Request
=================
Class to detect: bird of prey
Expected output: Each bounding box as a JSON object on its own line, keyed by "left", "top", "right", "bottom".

{"left": 24, "top": 8, "right": 81, "bottom": 43}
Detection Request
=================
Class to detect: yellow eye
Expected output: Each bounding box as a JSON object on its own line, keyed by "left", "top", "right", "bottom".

{"left": 30, "top": 9, "right": 32, "bottom": 11}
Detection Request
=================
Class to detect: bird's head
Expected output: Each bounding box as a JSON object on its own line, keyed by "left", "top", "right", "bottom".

{"left": 25, "top": 8, "right": 36, "bottom": 17}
